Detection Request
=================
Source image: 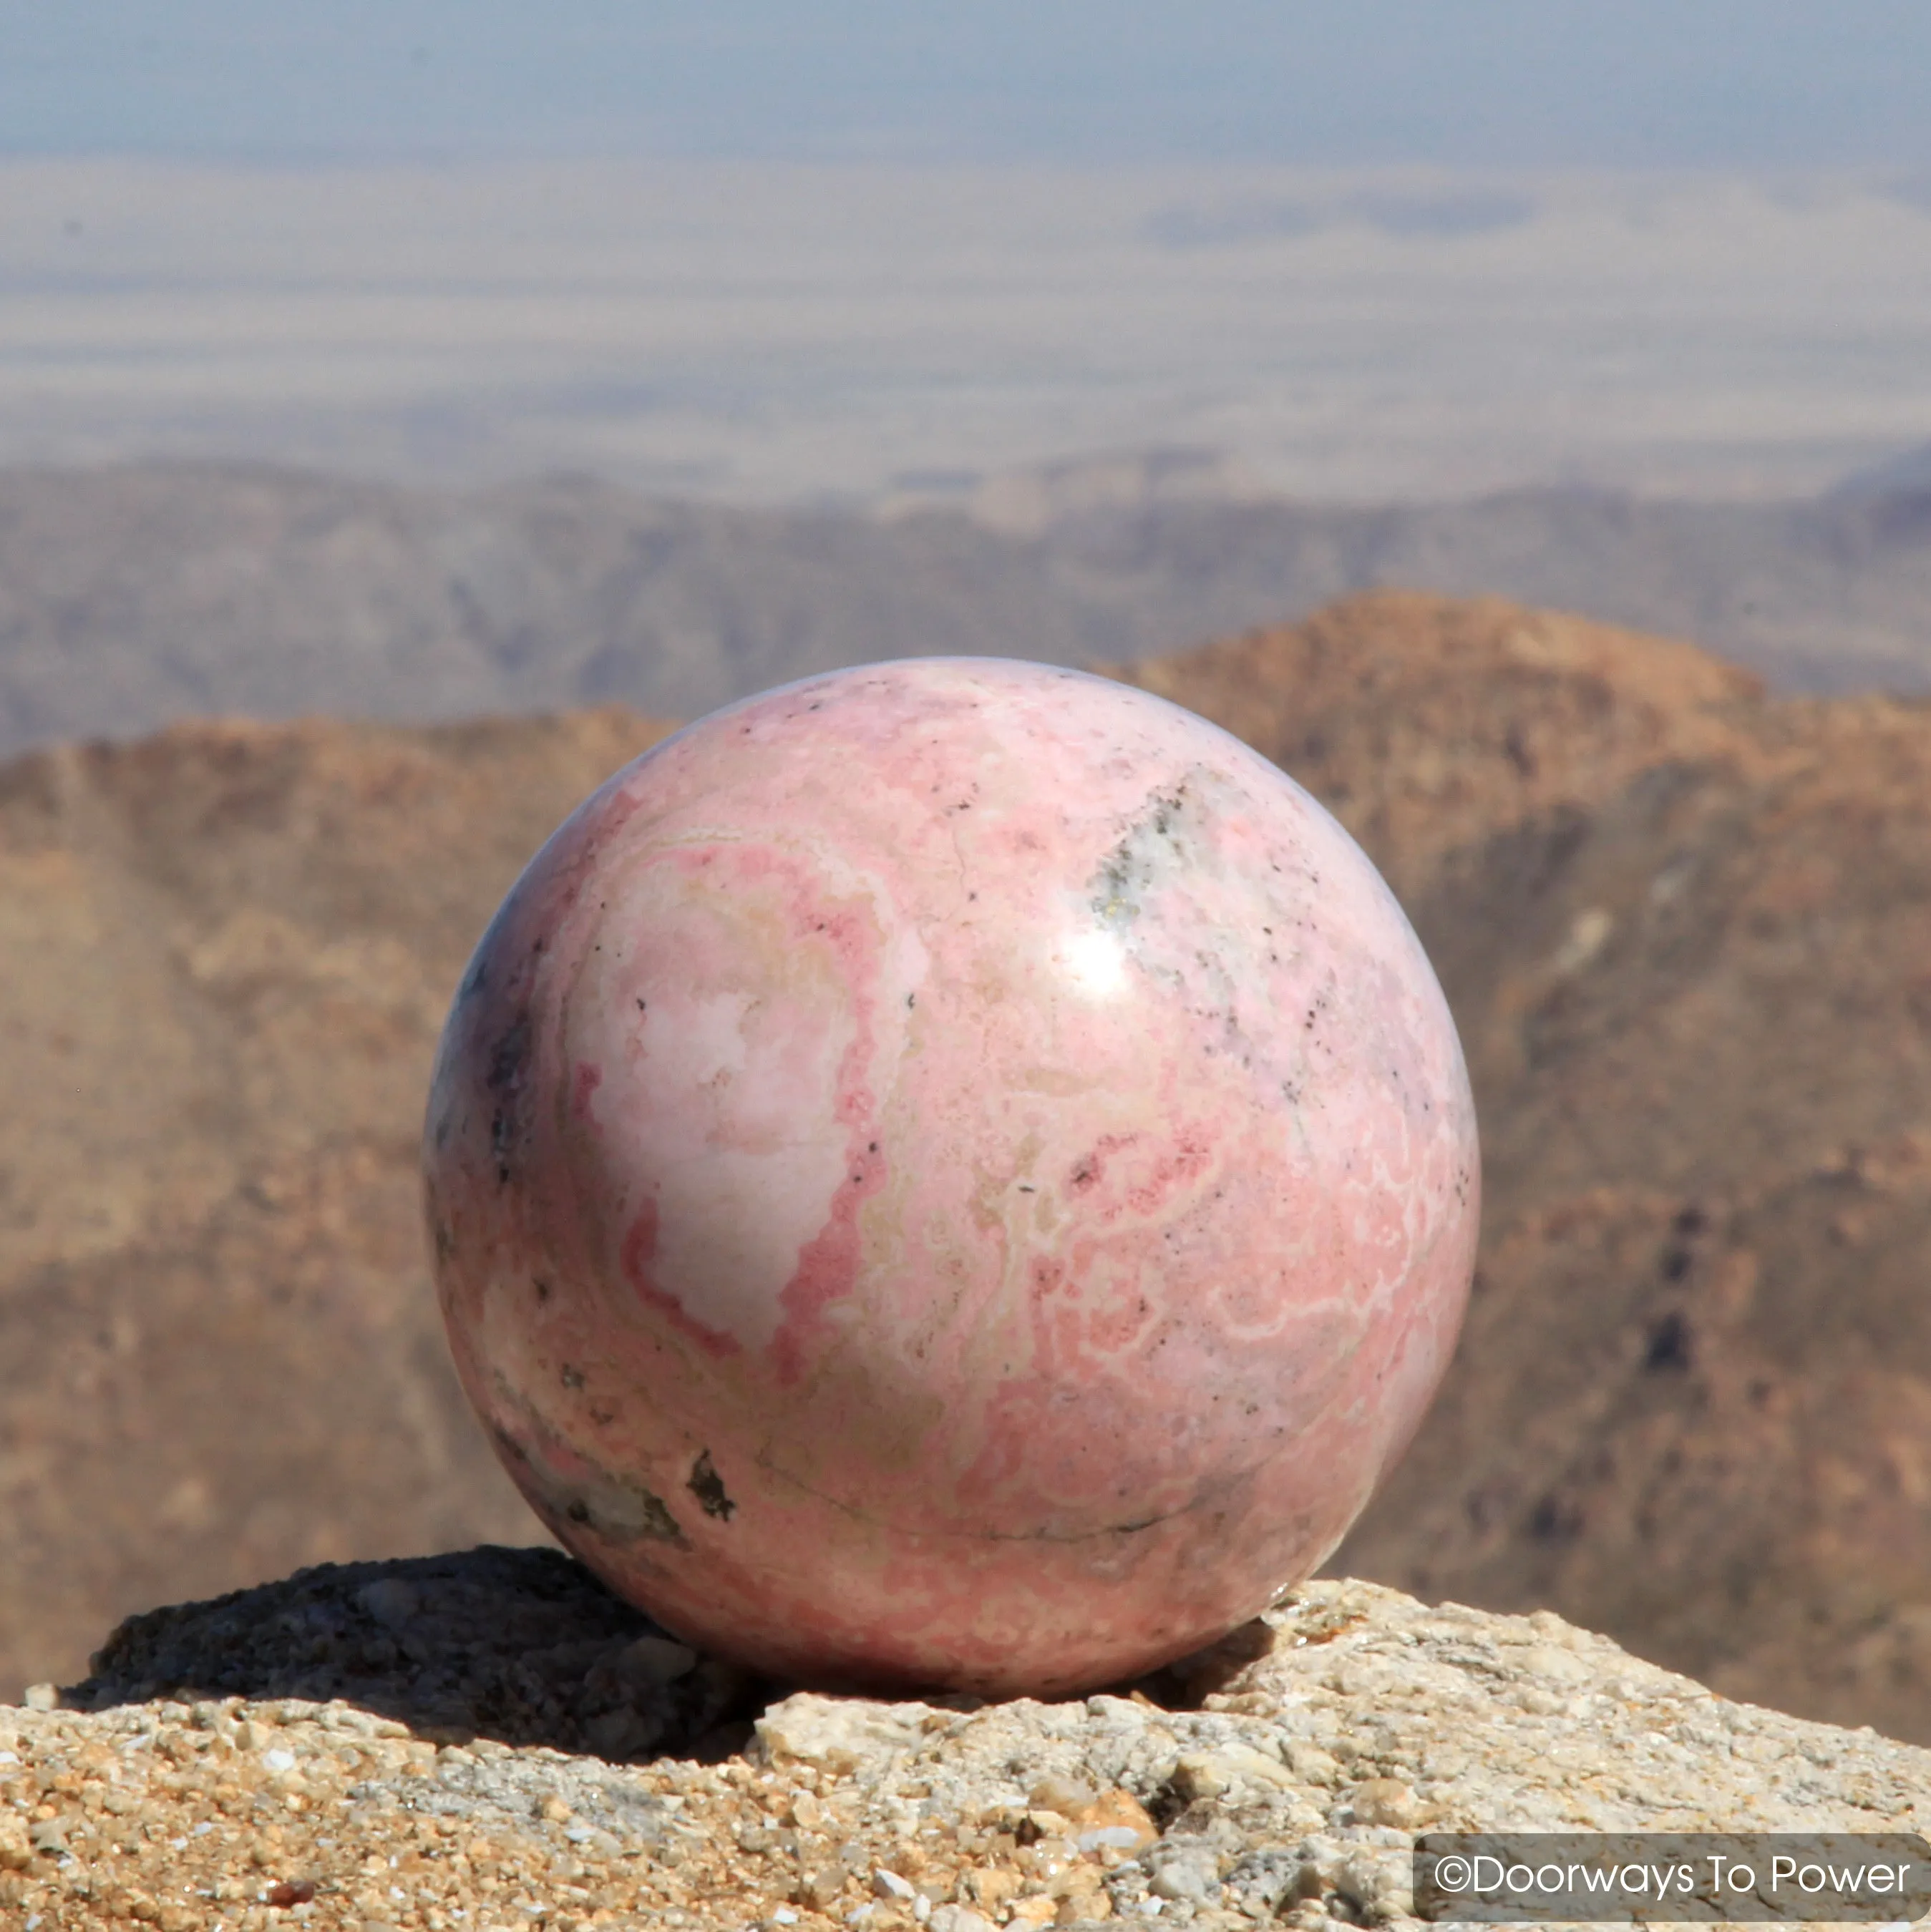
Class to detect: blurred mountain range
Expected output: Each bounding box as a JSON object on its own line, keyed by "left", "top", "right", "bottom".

{"left": 6, "top": 588, "right": 1931, "bottom": 1747}
{"left": 3, "top": 453, "right": 1931, "bottom": 761}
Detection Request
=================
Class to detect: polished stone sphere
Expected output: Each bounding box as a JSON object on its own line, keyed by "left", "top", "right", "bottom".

{"left": 423, "top": 659, "right": 1478, "bottom": 1694}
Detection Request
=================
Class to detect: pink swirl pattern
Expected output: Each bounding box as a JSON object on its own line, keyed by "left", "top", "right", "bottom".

{"left": 424, "top": 659, "right": 1478, "bottom": 1694}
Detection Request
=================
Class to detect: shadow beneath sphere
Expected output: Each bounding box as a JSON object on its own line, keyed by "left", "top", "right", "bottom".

{"left": 57, "top": 1543, "right": 1276, "bottom": 1767}
{"left": 59, "top": 1545, "right": 773, "bottom": 1763}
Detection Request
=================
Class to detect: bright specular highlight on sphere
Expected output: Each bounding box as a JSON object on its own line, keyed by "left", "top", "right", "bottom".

{"left": 424, "top": 658, "right": 1479, "bottom": 1694}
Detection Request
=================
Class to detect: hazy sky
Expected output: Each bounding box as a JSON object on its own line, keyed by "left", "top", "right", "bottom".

{"left": 5, "top": 1, "right": 1931, "bottom": 170}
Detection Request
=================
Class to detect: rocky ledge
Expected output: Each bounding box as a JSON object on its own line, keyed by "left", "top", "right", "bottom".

{"left": 4, "top": 1552, "right": 1926, "bottom": 1931}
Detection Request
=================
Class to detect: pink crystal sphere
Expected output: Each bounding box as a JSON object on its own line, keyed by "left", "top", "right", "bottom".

{"left": 424, "top": 659, "right": 1478, "bottom": 1695}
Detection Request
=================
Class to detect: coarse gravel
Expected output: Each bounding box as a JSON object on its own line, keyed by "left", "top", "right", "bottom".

{"left": 4, "top": 1556, "right": 1926, "bottom": 1931}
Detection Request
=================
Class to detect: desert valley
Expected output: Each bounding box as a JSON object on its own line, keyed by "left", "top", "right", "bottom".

{"left": 10, "top": 19, "right": 1931, "bottom": 1923}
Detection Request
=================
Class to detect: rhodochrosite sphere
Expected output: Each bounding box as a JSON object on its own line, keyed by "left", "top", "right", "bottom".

{"left": 424, "top": 659, "right": 1478, "bottom": 1695}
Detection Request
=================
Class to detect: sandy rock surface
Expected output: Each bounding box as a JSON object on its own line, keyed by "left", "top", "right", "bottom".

{"left": 5, "top": 1558, "right": 1925, "bottom": 1931}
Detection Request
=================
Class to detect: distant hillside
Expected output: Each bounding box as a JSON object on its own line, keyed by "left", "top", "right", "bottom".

{"left": 3, "top": 461, "right": 1931, "bottom": 764}
{"left": 0, "top": 706, "right": 673, "bottom": 1700}
{"left": 1117, "top": 594, "right": 1931, "bottom": 1735}
{"left": 4, "top": 590, "right": 1930, "bottom": 1747}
